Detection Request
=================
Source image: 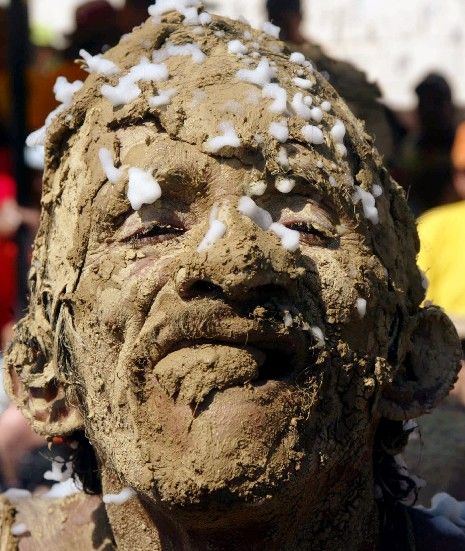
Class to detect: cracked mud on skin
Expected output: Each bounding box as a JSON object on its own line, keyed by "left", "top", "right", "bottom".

{"left": 4, "top": 5, "right": 463, "bottom": 551}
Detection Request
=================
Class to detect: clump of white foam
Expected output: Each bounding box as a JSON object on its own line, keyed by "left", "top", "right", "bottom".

{"left": 356, "top": 298, "right": 367, "bottom": 318}
{"left": 330, "top": 119, "right": 347, "bottom": 156}
{"left": 103, "top": 487, "right": 137, "bottom": 505}
{"left": 269, "top": 121, "right": 289, "bottom": 143}
{"left": 80, "top": 48, "right": 119, "bottom": 76}
{"left": 261, "top": 21, "right": 280, "bottom": 38}
{"left": 197, "top": 206, "right": 227, "bottom": 251}
{"left": 204, "top": 122, "right": 241, "bottom": 153}
{"left": 310, "top": 326, "right": 325, "bottom": 347}
{"left": 270, "top": 222, "right": 300, "bottom": 251}
{"left": 304, "top": 96, "right": 313, "bottom": 106}
{"left": 152, "top": 42, "right": 206, "bottom": 64}
{"left": 293, "top": 77, "right": 313, "bottom": 90}
{"left": 238, "top": 196, "right": 272, "bottom": 230}
{"left": 302, "top": 124, "right": 324, "bottom": 145}
{"left": 128, "top": 58, "right": 169, "bottom": 83}
{"left": 262, "top": 83, "right": 287, "bottom": 113}
{"left": 198, "top": 12, "right": 212, "bottom": 25}
{"left": 11, "top": 523, "right": 28, "bottom": 536}
{"left": 277, "top": 146, "right": 289, "bottom": 168}
{"left": 101, "top": 75, "right": 142, "bottom": 107}
{"left": 353, "top": 186, "right": 379, "bottom": 224}
{"left": 236, "top": 58, "right": 276, "bottom": 87}
{"left": 321, "top": 100, "right": 331, "bottom": 112}
{"left": 54, "top": 76, "right": 83, "bottom": 106}
{"left": 127, "top": 168, "right": 162, "bottom": 210}
{"left": 44, "top": 478, "right": 82, "bottom": 499}
{"left": 372, "top": 183, "right": 383, "bottom": 197}
{"left": 228, "top": 40, "right": 248, "bottom": 55}
{"left": 148, "top": 0, "right": 200, "bottom": 18}
{"left": 44, "top": 457, "right": 72, "bottom": 483}
{"left": 24, "top": 144, "right": 45, "bottom": 170}
{"left": 290, "top": 52, "right": 305, "bottom": 65}
{"left": 248, "top": 180, "right": 267, "bottom": 196}
{"left": 275, "top": 177, "right": 295, "bottom": 193}
{"left": 99, "top": 148, "right": 123, "bottom": 184}
{"left": 291, "top": 92, "right": 312, "bottom": 120}
{"left": 310, "top": 107, "right": 323, "bottom": 123}
{"left": 149, "top": 87, "right": 177, "bottom": 107}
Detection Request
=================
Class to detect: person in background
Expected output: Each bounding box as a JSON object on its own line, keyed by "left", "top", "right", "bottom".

{"left": 118, "top": 0, "right": 154, "bottom": 34}
{"left": 403, "top": 122, "right": 465, "bottom": 505}
{"left": 395, "top": 73, "right": 458, "bottom": 216}
{"left": 265, "top": 0, "right": 394, "bottom": 161}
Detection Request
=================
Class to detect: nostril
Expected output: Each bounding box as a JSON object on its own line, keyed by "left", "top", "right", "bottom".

{"left": 183, "top": 279, "right": 225, "bottom": 300}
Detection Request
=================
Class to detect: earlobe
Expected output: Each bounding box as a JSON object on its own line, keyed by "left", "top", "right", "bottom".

{"left": 4, "top": 314, "right": 84, "bottom": 437}
{"left": 378, "top": 306, "right": 462, "bottom": 421}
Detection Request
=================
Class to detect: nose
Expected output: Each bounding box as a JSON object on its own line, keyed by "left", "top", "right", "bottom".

{"left": 175, "top": 205, "right": 301, "bottom": 303}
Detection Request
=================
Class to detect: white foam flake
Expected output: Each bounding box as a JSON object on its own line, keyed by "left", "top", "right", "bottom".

{"left": 290, "top": 52, "right": 306, "bottom": 65}
{"left": 304, "top": 96, "right": 313, "bottom": 106}
{"left": 204, "top": 122, "right": 241, "bottom": 153}
{"left": 269, "top": 121, "right": 289, "bottom": 143}
{"left": 356, "top": 298, "right": 367, "bottom": 318}
{"left": 291, "top": 92, "right": 312, "bottom": 120}
{"left": 214, "top": 30, "right": 225, "bottom": 38}
{"left": 103, "top": 487, "right": 137, "bottom": 505}
{"left": 1, "top": 488, "right": 31, "bottom": 501}
{"left": 199, "top": 12, "right": 212, "bottom": 25}
{"left": 236, "top": 58, "right": 276, "bottom": 87}
{"left": 262, "top": 83, "right": 287, "bottom": 113}
{"left": 243, "top": 30, "right": 253, "bottom": 40}
{"left": 101, "top": 75, "right": 141, "bottom": 107}
{"left": 261, "top": 21, "right": 280, "bottom": 38}
{"left": 277, "top": 146, "right": 289, "bottom": 168}
{"left": 148, "top": 0, "right": 200, "bottom": 18}
{"left": 293, "top": 77, "right": 313, "bottom": 90}
{"left": 228, "top": 40, "right": 248, "bottom": 55}
{"left": 26, "top": 126, "right": 47, "bottom": 147}
{"left": 310, "top": 326, "right": 325, "bottom": 347}
{"left": 310, "top": 107, "right": 323, "bottom": 123}
{"left": 321, "top": 100, "right": 331, "bottom": 112}
{"left": 197, "top": 208, "right": 227, "bottom": 252}
{"left": 79, "top": 48, "right": 119, "bottom": 76}
{"left": 149, "top": 87, "right": 177, "bottom": 107}
{"left": 329, "top": 176, "right": 337, "bottom": 187}
{"left": 330, "top": 119, "right": 346, "bottom": 143}
{"left": 335, "top": 143, "right": 347, "bottom": 157}
{"left": 129, "top": 58, "right": 169, "bottom": 82}
{"left": 238, "top": 196, "right": 272, "bottom": 230}
{"left": 24, "top": 144, "right": 45, "bottom": 170}
{"left": 283, "top": 311, "right": 293, "bottom": 327}
{"left": 372, "top": 183, "right": 383, "bottom": 197}
{"left": 302, "top": 124, "right": 324, "bottom": 145}
{"left": 353, "top": 185, "right": 379, "bottom": 224}
{"left": 275, "top": 177, "right": 295, "bottom": 193}
{"left": 420, "top": 270, "right": 429, "bottom": 290}
{"left": 99, "top": 148, "right": 123, "bottom": 184}
{"left": 152, "top": 42, "right": 206, "bottom": 64}
{"left": 44, "top": 478, "right": 82, "bottom": 499}
{"left": 53, "top": 76, "right": 83, "bottom": 106}
{"left": 270, "top": 222, "right": 300, "bottom": 251}
{"left": 43, "top": 456, "right": 72, "bottom": 483}
{"left": 11, "top": 523, "right": 28, "bottom": 536}
{"left": 248, "top": 180, "right": 267, "bottom": 196}
{"left": 127, "top": 167, "right": 162, "bottom": 210}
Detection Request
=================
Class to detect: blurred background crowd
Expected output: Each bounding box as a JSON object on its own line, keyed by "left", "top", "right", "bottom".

{"left": 0, "top": 0, "right": 464, "bottom": 505}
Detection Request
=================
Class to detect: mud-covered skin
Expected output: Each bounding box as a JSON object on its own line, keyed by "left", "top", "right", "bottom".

{"left": 4, "top": 9, "right": 462, "bottom": 551}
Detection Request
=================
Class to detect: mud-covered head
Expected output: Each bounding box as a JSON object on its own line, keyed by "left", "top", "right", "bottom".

{"left": 6, "top": 4, "right": 461, "bottom": 515}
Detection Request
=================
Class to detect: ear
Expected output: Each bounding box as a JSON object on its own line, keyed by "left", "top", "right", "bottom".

{"left": 378, "top": 306, "right": 462, "bottom": 421}
{"left": 4, "top": 312, "right": 84, "bottom": 437}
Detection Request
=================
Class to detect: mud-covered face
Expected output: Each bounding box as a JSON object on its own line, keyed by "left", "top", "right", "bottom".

{"left": 68, "top": 125, "right": 393, "bottom": 513}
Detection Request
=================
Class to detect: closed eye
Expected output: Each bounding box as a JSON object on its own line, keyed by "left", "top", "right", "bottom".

{"left": 123, "top": 223, "right": 186, "bottom": 244}
{"left": 285, "top": 221, "right": 336, "bottom": 246}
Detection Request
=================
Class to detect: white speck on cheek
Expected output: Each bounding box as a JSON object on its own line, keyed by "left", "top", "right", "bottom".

{"left": 275, "top": 177, "right": 295, "bottom": 193}
{"left": 420, "top": 270, "right": 429, "bottom": 290}
{"left": 289, "top": 52, "right": 306, "bottom": 65}
{"left": 330, "top": 119, "right": 346, "bottom": 143}
{"left": 79, "top": 48, "right": 119, "bottom": 76}
{"left": 238, "top": 196, "right": 273, "bottom": 230}
{"left": 269, "top": 222, "right": 300, "bottom": 251}
{"left": 236, "top": 58, "right": 276, "bottom": 87}
{"left": 262, "top": 83, "right": 287, "bottom": 113}
{"left": 11, "top": 523, "right": 28, "bottom": 536}
{"left": 310, "top": 326, "right": 325, "bottom": 347}
{"left": 261, "top": 21, "right": 280, "bottom": 38}
{"left": 197, "top": 208, "right": 227, "bottom": 252}
{"left": 269, "top": 120, "right": 289, "bottom": 143}
{"left": 127, "top": 167, "right": 162, "bottom": 210}
{"left": 204, "top": 121, "right": 241, "bottom": 153}
{"left": 310, "top": 107, "right": 323, "bottom": 123}
{"left": 320, "top": 100, "right": 331, "bottom": 112}
{"left": 293, "top": 77, "right": 313, "bottom": 90}
{"left": 277, "top": 146, "right": 289, "bottom": 168}
{"left": 353, "top": 185, "right": 379, "bottom": 224}
{"left": 302, "top": 124, "right": 325, "bottom": 145}
{"left": 228, "top": 39, "right": 248, "bottom": 55}
{"left": 101, "top": 75, "right": 141, "bottom": 107}
{"left": 291, "top": 92, "right": 312, "bottom": 120}
{"left": 103, "top": 487, "right": 137, "bottom": 505}
{"left": 99, "top": 147, "right": 123, "bottom": 184}
{"left": 53, "top": 76, "right": 83, "bottom": 106}
{"left": 372, "top": 183, "right": 383, "bottom": 197}
{"left": 152, "top": 42, "right": 206, "bottom": 64}
{"left": 356, "top": 298, "right": 367, "bottom": 318}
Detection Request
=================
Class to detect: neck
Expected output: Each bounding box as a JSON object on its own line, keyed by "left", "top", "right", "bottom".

{"left": 102, "top": 466, "right": 379, "bottom": 551}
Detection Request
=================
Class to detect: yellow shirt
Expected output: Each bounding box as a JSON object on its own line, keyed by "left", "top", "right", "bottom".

{"left": 417, "top": 200, "right": 465, "bottom": 317}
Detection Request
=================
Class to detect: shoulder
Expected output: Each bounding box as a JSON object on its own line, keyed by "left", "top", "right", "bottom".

{"left": 0, "top": 491, "right": 115, "bottom": 550}
{"left": 418, "top": 201, "right": 465, "bottom": 233}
